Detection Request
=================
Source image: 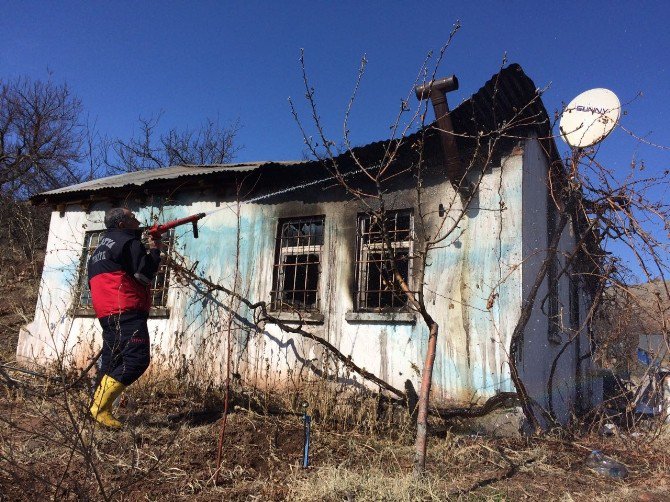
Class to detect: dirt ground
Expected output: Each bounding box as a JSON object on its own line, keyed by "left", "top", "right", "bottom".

{"left": 1, "top": 246, "right": 669, "bottom": 501}
{"left": 0, "top": 382, "right": 669, "bottom": 501}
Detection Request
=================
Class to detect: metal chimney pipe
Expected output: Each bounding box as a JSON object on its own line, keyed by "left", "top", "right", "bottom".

{"left": 415, "top": 76, "right": 469, "bottom": 193}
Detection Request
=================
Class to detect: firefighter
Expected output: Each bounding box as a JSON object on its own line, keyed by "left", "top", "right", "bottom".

{"left": 88, "top": 207, "right": 162, "bottom": 428}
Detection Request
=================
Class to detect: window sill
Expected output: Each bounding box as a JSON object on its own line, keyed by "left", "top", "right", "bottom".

{"left": 71, "top": 308, "right": 171, "bottom": 319}
{"left": 345, "top": 311, "right": 416, "bottom": 324}
{"left": 267, "top": 311, "right": 325, "bottom": 325}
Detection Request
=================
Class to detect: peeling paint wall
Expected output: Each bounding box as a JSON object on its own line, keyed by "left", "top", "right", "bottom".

{"left": 17, "top": 140, "right": 596, "bottom": 414}
{"left": 520, "top": 137, "right": 600, "bottom": 422}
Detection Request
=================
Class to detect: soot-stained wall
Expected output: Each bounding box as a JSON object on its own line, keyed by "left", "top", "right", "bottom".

{"left": 17, "top": 138, "right": 595, "bottom": 415}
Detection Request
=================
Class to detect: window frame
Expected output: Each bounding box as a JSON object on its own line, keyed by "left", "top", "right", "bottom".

{"left": 270, "top": 215, "right": 325, "bottom": 314}
{"left": 72, "top": 228, "right": 174, "bottom": 317}
{"left": 354, "top": 209, "right": 415, "bottom": 313}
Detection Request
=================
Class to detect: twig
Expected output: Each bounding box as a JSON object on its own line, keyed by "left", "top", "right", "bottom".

{"left": 166, "top": 254, "right": 407, "bottom": 402}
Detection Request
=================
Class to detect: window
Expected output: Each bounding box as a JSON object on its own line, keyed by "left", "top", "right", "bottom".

{"left": 355, "top": 209, "right": 413, "bottom": 312}
{"left": 271, "top": 216, "right": 325, "bottom": 312}
{"left": 74, "top": 229, "right": 173, "bottom": 313}
{"left": 75, "top": 231, "right": 103, "bottom": 309}
{"left": 148, "top": 231, "right": 173, "bottom": 308}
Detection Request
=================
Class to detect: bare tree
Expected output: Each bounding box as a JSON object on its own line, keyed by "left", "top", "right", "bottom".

{"left": 105, "top": 113, "right": 241, "bottom": 174}
{"left": 0, "top": 77, "right": 85, "bottom": 361}
{"left": 0, "top": 77, "right": 84, "bottom": 198}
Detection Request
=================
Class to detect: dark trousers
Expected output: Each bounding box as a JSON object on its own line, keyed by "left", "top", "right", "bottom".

{"left": 98, "top": 311, "right": 151, "bottom": 386}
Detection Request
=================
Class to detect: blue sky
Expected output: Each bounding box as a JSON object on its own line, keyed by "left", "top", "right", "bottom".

{"left": 3, "top": 2, "right": 668, "bottom": 166}
{"left": 3, "top": 1, "right": 669, "bottom": 277}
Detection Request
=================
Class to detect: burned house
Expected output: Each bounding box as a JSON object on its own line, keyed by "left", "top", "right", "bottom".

{"left": 17, "top": 64, "right": 602, "bottom": 423}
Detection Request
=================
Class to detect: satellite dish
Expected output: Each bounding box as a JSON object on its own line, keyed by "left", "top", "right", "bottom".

{"left": 559, "top": 88, "right": 621, "bottom": 148}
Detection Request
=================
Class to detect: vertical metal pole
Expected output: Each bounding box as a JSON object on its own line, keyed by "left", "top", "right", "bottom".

{"left": 302, "top": 402, "right": 311, "bottom": 468}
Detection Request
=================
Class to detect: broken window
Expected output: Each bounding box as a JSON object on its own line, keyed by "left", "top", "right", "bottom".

{"left": 271, "top": 216, "right": 324, "bottom": 312}
{"left": 74, "top": 229, "right": 174, "bottom": 313}
{"left": 355, "top": 209, "right": 413, "bottom": 312}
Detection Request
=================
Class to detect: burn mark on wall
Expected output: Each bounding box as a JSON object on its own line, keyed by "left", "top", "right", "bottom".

{"left": 460, "top": 233, "right": 472, "bottom": 369}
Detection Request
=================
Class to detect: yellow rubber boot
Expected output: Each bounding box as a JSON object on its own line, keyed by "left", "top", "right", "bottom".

{"left": 90, "top": 375, "right": 126, "bottom": 429}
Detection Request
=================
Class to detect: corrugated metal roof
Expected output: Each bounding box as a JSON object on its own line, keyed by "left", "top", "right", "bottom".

{"left": 450, "top": 63, "right": 551, "bottom": 138}
{"left": 36, "top": 64, "right": 554, "bottom": 203}
{"left": 37, "top": 161, "right": 304, "bottom": 198}
{"left": 336, "top": 63, "right": 554, "bottom": 168}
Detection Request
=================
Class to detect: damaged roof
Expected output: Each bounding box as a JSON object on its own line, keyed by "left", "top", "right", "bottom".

{"left": 34, "top": 63, "right": 555, "bottom": 205}
{"left": 36, "top": 161, "right": 304, "bottom": 198}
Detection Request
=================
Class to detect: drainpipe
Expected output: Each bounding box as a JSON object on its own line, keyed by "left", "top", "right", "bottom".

{"left": 415, "top": 76, "right": 472, "bottom": 196}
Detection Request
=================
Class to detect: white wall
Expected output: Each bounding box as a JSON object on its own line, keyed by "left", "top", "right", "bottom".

{"left": 520, "top": 137, "right": 599, "bottom": 423}
{"left": 19, "top": 148, "right": 582, "bottom": 411}
{"left": 17, "top": 209, "right": 100, "bottom": 368}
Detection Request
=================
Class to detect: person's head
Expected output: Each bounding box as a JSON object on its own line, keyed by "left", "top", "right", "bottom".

{"left": 104, "top": 208, "right": 140, "bottom": 230}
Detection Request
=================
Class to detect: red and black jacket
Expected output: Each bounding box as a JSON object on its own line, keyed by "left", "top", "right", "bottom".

{"left": 87, "top": 228, "right": 162, "bottom": 318}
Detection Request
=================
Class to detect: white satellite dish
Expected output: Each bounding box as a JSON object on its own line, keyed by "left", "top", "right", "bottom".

{"left": 559, "top": 88, "right": 621, "bottom": 148}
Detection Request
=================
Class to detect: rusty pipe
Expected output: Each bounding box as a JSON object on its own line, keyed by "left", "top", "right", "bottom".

{"left": 415, "top": 75, "right": 470, "bottom": 194}
{"left": 414, "top": 75, "right": 459, "bottom": 102}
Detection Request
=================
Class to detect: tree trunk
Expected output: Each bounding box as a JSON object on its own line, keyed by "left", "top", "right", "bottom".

{"left": 413, "top": 320, "right": 439, "bottom": 476}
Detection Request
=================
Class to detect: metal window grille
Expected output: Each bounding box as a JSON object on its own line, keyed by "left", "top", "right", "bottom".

{"left": 149, "top": 230, "right": 174, "bottom": 309}
{"left": 355, "top": 210, "right": 413, "bottom": 312}
{"left": 271, "top": 216, "right": 324, "bottom": 312}
{"left": 75, "top": 231, "right": 103, "bottom": 308}
{"left": 75, "top": 229, "right": 174, "bottom": 310}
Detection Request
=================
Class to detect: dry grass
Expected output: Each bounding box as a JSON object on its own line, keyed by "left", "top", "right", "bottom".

{"left": 287, "top": 429, "right": 670, "bottom": 501}
{"left": 1, "top": 379, "right": 669, "bottom": 501}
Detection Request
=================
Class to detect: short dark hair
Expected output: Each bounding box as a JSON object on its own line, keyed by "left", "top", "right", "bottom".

{"left": 104, "top": 208, "right": 127, "bottom": 229}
